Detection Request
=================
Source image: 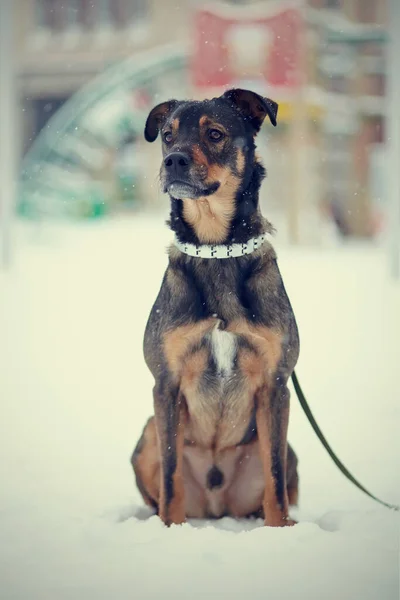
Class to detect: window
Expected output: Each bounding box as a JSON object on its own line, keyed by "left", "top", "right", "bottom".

{"left": 33, "top": 97, "right": 68, "bottom": 142}
{"left": 112, "top": 0, "right": 148, "bottom": 28}
{"left": 367, "top": 73, "right": 385, "bottom": 96}
{"left": 35, "top": 0, "right": 148, "bottom": 33}
{"left": 326, "top": 134, "right": 352, "bottom": 201}
{"left": 97, "top": 0, "right": 111, "bottom": 27}
{"left": 35, "top": 0, "right": 47, "bottom": 28}
{"left": 79, "top": 1, "right": 96, "bottom": 30}
{"left": 35, "top": 0, "right": 81, "bottom": 31}
{"left": 66, "top": 0, "right": 80, "bottom": 29}
{"left": 39, "top": 0, "right": 63, "bottom": 31}
{"left": 372, "top": 117, "right": 384, "bottom": 144}
{"left": 325, "top": 0, "right": 341, "bottom": 8}
{"left": 357, "top": 0, "right": 376, "bottom": 23}
{"left": 329, "top": 74, "right": 348, "bottom": 94}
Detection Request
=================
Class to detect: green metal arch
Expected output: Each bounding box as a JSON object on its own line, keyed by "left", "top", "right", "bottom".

{"left": 20, "top": 43, "right": 188, "bottom": 219}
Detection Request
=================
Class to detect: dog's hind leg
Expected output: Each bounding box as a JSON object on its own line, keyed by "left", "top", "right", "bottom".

{"left": 286, "top": 443, "right": 299, "bottom": 507}
{"left": 131, "top": 416, "right": 160, "bottom": 510}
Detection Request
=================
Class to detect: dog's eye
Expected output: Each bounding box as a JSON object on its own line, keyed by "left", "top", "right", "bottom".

{"left": 163, "top": 131, "right": 173, "bottom": 143}
{"left": 208, "top": 129, "right": 224, "bottom": 142}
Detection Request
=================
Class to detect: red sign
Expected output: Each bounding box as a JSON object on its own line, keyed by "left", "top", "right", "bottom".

{"left": 191, "top": 5, "right": 303, "bottom": 91}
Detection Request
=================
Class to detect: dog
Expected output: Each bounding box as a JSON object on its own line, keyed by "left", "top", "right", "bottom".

{"left": 131, "top": 88, "right": 300, "bottom": 527}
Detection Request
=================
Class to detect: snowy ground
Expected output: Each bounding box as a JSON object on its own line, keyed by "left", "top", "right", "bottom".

{"left": 0, "top": 214, "right": 399, "bottom": 600}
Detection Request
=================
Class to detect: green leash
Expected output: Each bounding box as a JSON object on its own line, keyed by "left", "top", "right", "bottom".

{"left": 291, "top": 370, "right": 399, "bottom": 512}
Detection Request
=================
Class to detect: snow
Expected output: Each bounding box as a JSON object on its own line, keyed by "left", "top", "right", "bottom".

{"left": 0, "top": 215, "right": 399, "bottom": 600}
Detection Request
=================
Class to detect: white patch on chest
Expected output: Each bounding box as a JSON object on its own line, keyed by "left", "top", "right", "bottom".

{"left": 211, "top": 325, "right": 236, "bottom": 377}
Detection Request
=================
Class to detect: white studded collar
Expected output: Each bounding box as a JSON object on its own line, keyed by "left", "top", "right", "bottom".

{"left": 173, "top": 233, "right": 268, "bottom": 259}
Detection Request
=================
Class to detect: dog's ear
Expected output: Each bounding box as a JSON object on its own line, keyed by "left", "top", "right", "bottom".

{"left": 221, "top": 88, "right": 278, "bottom": 132}
{"left": 144, "top": 100, "right": 179, "bottom": 142}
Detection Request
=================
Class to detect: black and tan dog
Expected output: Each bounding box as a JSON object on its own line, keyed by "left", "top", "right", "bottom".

{"left": 131, "top": 88, "right": 300, "bottom": 527}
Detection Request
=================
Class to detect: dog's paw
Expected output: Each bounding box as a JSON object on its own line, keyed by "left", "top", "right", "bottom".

{"left": 264, "top": 515, "right": 297, "bottom": 527}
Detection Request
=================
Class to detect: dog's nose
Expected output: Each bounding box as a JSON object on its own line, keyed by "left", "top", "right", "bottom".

{"left": 164, "top": 152, "right": 191, "bottom": 177}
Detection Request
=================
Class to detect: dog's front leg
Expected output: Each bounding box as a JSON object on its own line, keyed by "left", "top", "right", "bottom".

{"left": 153, "top": 383, "right": 185, "bottom": 526}
{"left": 256, "top": 380, "right": 296, "bottom": 527}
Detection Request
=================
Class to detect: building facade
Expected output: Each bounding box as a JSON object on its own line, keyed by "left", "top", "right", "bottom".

{"left": 16, "top": 0, "right": 190, "bottom": 153}
{"left": 309, "top": 0, "right": 387, "bottom": 236}
{"left": 14, "top": 0, "right": 388, "bottom": 237}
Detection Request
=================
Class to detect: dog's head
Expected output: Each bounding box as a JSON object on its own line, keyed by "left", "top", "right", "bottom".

{"left": 144, "top": 89, "right": 278, "bottom": 201}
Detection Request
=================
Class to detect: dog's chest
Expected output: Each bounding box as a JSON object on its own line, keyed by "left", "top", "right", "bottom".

{"left": 164, "top": 259, "right": 285, "bottom": 449}
{"left": 181, "top": 321, "right": 260, "bottom": 450}
{"left": 210, "top": 326, "right": 236, "bottom": 377}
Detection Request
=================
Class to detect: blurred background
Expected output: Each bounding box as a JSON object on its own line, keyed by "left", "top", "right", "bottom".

{"left": 1, "top": 5, "right": 399, "bottom": 595}
{"left": 0, "top": 0, "right": 398, "bottom": 257}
